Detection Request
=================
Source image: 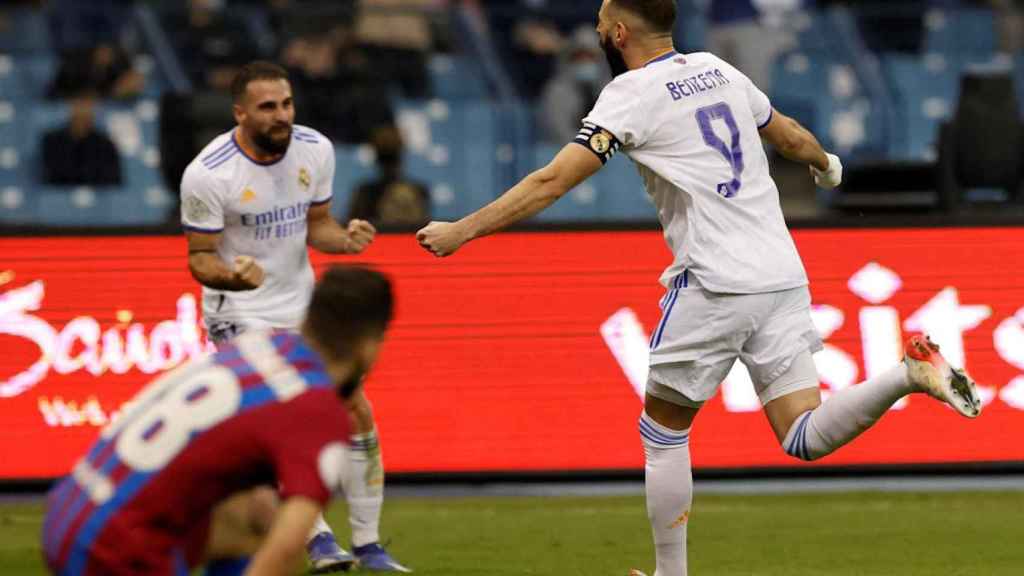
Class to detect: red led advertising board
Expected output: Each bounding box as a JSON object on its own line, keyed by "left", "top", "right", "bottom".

{"left": 1, "top": 228, "right": 1022, "bottom": 479}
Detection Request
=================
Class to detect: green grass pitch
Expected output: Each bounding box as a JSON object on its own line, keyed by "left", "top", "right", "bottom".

{"left": 3, "top": 491, "right": 1021, "bottom": 575}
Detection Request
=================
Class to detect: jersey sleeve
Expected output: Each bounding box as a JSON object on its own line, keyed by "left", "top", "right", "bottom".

{"left": 180, "top": 163, "right": 225, "bottom": 233}
{"left": 747, "top": 78, "right": 773, "bottom": 129}
{"left": 312, "top": 139, "right": 335, "bottom": 206}
{"left": 576, "top": 75, "right": 647, "bottom": 163}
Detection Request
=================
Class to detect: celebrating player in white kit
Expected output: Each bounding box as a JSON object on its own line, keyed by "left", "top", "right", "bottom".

{"left": 416, "top": 2, "right": 983, "bottom": 575}
{"left": 180, "top": 61, "right": 410, "bottom": 573}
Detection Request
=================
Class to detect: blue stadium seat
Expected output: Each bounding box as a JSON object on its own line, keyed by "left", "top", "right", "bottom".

{"left": 0, "top": 184, "right": 37, "bottom": 224}
{"left": 924, "top": 8, "right": 996, "bottom": 57}
{"left": 0, "top": 100, "right": 169, "bottom": 226}
{"left": 330, "top": 147, "right": 377, "bottom": 220}
{"left": 33, "top": 186, "right": 152, "bottom": 226}
{"left": 0, "top": 8, "right": 53, "bottom": 54}
{"left": 17, "top": 54, "right": 57, "bottom": 99}
{"left": 771, "top": 51, "right": 833, "bottom": 147}
{"left": 882, "top": 54, "right": 960, "bottom": 160}
{"left": 392, "top": 99, "right": 501, "bottom": 218}
{"left": 429, "top": 55, "right": 488, "bottom": 100}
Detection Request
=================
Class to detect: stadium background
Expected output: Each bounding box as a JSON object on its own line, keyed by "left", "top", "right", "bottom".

{"left": 2, "top": 1, "right": 1024, "bottom": 573}
{"left": 0, "top": 1, "right": 1023, "bottom": 574}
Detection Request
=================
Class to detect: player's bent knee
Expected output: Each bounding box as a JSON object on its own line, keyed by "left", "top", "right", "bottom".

{"left": 245, "top": 486, "right": 278, "bottom": 536}
{"left": 206, "top": 487, "right": 279, "bottom": 560}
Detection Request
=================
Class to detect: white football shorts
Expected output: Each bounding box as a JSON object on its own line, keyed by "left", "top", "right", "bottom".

{"left": 646, "top": 270, "right": 823, "bottom": 407}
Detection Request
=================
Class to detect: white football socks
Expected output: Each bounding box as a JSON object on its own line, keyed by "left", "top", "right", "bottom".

{"left": 784, "top": 359, "right": 912, "bottom": 461}
{"left": 345, "top": 429, "right": 384, "bottom": 548}
{"left": 307, "top": 513, "right": 334, "bottom": 543}
{"left": 640, "top": 411, "right": 692, "bottom": 576}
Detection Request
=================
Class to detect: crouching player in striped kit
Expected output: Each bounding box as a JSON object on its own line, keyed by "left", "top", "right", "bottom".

{"left": 42, "top": 266, "right": 393, "bottom": 576}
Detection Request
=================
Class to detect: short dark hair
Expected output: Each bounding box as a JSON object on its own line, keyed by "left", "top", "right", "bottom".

{"left": 612, "top": 0, "right": 677, "bottom": 34}
{"left": 230, "top": 61, "right": 290, "bottom": 102}
{"left": 305, "top": 266, "right": 394, "bottom": 359}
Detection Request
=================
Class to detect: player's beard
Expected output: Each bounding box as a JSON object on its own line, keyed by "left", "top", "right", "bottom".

{"left": 600, "top": 34, "right": 629, "bottom": 78}
{"left": 253, "top": 124, "right": 293, "bottom": 156}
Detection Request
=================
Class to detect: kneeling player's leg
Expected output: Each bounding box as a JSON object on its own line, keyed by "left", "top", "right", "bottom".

{"left": 761, "top": 350, "right": 912, "bottom": 461}
{"left": 203, "top": 487, "right": 278, "bottom": 575}
{"left": 642, "top": 383, "right": 700, "bottom": 576}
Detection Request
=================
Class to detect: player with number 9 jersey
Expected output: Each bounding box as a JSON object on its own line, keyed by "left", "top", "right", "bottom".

{"left": 42, "top": 266, "right": 394, "bottom": 576}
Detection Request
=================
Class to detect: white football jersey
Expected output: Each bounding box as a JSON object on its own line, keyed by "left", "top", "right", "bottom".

{"left": 578, "top": 51, "right": 808, "bottom": 294}
{"left": 180, "top": 125, "right": 335, "bottom": 329}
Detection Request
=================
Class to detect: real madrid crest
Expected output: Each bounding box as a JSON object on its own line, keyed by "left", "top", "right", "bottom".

{"left": 183, "top": 196, "right": 211, "bottom": 222}
{"left": 589, "top": 131, "right": 611, "bottom": 155}
{"left": 298, "top": 168, "right": 311, "bottom": 190}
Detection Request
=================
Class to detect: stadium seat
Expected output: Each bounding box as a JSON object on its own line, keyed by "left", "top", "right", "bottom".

{"left": 429, "top": 55, "right": 489, "bottom": 100}
{"left": 393, "top": 99, "right": 501, "bottom": 218}
{"left": 17, "top": 54, "right": 57, "bottom": 99}
{"left": 331, "top": 146, "right": 379, "bottom": 220}
{"left": 770, "top": 51, "right": 833, "bottom": 148}
{"left": 881, "top": 54, "right": 960, "bottom": 161}
{"left": 924, "top": 8, "right": 996, "bottom": 57}
{"left": 0, "top": 8, "right": 52, "bottom": 55}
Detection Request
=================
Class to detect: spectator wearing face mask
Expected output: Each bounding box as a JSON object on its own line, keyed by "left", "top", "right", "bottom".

{"left": 538, "top": 25, "right": 611, "bottom": 145}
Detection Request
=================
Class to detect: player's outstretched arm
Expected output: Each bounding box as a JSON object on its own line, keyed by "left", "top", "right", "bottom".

{"left": 244, "top": 496, "right": 321, "bottom": 576}
{"left": 759, "top": 109, "right": 842, "bottom": 189}
{"left": 416, "top": 144, "right": 603, "bottom": 257}
{"left": 306, "top": 202, "right": 377, "bottom": 255}
{"left": 186, "top": 231, "right": 265, "bottom": 291}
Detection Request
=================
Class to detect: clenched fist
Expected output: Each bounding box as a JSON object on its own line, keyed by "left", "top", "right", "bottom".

{"left": 416, "top": 221, "right": 469, "bottom": 257}
{"left": 233, "top": 255, "right": 265, "bottom": 290}
{"left": 345, "top": 219, "right": 376, "bottom": 254}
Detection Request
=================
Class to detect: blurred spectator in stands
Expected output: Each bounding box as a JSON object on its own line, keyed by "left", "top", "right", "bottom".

{"left": 48, "top": 0, "right": 128, "bottom": 54}
{"left": 267, "top": 0, "right": 356, "bottom": 50}
{"left": 348, "top": 127, "right": 431, "bottom": 228}
{"left": 282, "top": 26, "right": 396, "bottom": 144}
{"left": 705, "top": 0, "right": 798, "bottom": 92}
{"left": 839, "top": 0, "right": 926, "bottom": 53}
{"left": 539, "top": 25, "right": 609, "bottom": 144}
{"left": 168, "top": 0, "right": 260, "bottom": 91}
{"left": 354, "top": 0, "right": 442, "bottom": 98}
{"left": 41, "top": 92, "right": 122, "bottom": 186}
{"left": 48, "top": 43, "right": 144, "bottom": 100}
{"left": 991, "top": 0, "right": 1024, "bottom": 53}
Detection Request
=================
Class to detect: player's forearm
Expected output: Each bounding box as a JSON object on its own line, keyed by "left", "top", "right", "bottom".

{"left": 773, "top": 117, "right": 829, "bottom": 171}
{"left": 188, "top": 253, "right": 251, "bottom": 291}
{"left": 307, "top": 220, "right": 356, "bottom": 254}
{"left": 244, "top": 544, "right": 305, "bottom": 576}
{"left": 461, "top": 169, "right": 564, "bottom": 241}
{"left": 245, "top": 498, "right": 319, "bottom": 576}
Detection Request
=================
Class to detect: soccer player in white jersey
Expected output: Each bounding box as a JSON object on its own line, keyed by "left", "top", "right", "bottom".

{"left": 416, "top": 2, "right": 983, "bottom": 575}
{"left": 180, "top": 61, "right": 410, "bottom": 573}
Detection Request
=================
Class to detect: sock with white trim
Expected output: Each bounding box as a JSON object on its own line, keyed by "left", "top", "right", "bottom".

{"left": 306, "top": 513, "right": 334, "bottom": 542}
{"left": 784, "top": 364, "right": 911, "bottom": 461}
{"left": 639, "top": 411, "right": 691, "bottom": 576}
{"left": 345, "top": 429, "right": 384, "bottom": 548}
